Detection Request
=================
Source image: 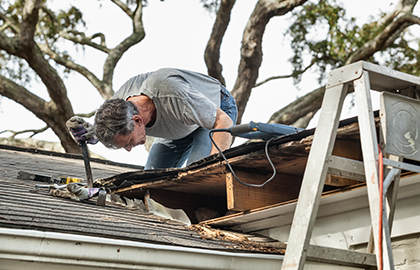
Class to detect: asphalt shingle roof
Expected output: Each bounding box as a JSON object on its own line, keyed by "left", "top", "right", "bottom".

{"left": 0, "top": 145, "right": 284, "bottom": 254}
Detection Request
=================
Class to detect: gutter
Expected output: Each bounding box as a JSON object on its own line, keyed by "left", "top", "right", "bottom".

{"left": 0, "top": 228, "right": 282, "bottom": 270}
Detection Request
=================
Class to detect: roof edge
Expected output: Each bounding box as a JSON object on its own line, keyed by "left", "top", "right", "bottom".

{"left": 0, "top": 227, "right": 283, "bottom": 270}
{"left": 0, "top": 143, "right": 144, "bottom": 170}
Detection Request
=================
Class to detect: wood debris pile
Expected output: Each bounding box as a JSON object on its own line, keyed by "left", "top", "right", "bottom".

{"left": 188, "top": 224, "right": 286, "bottom": 254}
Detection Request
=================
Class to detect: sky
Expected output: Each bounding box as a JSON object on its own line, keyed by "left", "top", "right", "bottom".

{"left": 0, "top": 0, "right": 408, "bottom": 166}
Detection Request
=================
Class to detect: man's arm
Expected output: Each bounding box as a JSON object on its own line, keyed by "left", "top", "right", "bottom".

{"left": 210, "top": 108, "right": 233, "bottom": 155}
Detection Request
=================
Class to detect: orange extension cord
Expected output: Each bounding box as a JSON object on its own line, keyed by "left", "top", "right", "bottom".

{"left": 378, "top": 145, "right": 384, "bottom": 270}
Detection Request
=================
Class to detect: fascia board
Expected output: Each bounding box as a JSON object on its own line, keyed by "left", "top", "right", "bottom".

{"left": 0, "top": 227, "right": 282, "bottom": 270}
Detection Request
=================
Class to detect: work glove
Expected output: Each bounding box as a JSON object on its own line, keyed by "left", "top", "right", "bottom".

{"left": 66, "top": 116, "right": 98, "bottom": 145}
{"left": 67, "top": 183, "right": 102, "bottom": 201}
{"left": 49, "top": 183, "right": 104, "bottom": 202}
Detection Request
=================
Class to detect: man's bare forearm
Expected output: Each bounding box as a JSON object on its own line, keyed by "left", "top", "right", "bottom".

{"left": 210, "top": 108, "right": 233, "bottom": 155}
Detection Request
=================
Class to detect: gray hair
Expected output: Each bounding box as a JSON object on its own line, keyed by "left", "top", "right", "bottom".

{"left": 94, "top": 98, "right": 139, "bottom": 149}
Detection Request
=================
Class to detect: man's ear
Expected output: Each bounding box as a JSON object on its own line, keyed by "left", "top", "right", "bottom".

{"left": 132, "top": 115, "right": 143, "bottom": 125}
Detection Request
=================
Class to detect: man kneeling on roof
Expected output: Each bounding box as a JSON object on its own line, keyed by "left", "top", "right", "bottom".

{"left": 66, "top": 68, "right": 238, "bottom": 170}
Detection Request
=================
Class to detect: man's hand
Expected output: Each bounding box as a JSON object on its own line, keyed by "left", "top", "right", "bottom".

{"left": 210, "top": 108, "right": 233, "bottom": 155}
{"left": 66, "top": 116, "right": 98, "bottom": 145}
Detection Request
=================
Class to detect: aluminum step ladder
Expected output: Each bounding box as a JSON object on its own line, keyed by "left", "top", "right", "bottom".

{"left": 281, "top": 61, "right": 420, "bottom": 270}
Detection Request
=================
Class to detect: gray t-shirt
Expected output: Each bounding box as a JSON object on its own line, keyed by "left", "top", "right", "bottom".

{"left": 113, "top": 68, "right": 222, "bottom": 140}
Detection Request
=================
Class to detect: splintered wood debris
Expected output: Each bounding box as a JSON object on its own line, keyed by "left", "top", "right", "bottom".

{"left": 188, "top": 224, "right": 286, "bottom": 254}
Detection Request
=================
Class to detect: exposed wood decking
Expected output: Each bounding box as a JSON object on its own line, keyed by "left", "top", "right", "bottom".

{"left": 94, "top": 116, "right": 368, "bottom": 222}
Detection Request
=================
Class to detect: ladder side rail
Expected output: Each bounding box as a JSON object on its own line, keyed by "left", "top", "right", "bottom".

{"left": 367, "top": 155, "right": 402, "bottom": 253}
{"left": 384, "top": 155, "right": 402, "bottom": 232}
{"left": 354, "top": 71, "right": 394, "bottom": 270}
{"left": 281, "top": 83, "right": 349, "bottom": 270}
{"left": 380, "top": 161, "right": 397, "bottom": 268}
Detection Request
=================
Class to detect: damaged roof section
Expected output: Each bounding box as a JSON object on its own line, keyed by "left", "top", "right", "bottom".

{"left": 94, "top": 115, "right": 368, "bottom": 224}
{"left": 0, "top": 145, "right": 285, "bottom": 254}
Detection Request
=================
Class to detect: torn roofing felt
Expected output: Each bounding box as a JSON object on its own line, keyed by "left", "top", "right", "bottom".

{"left": 95, "top": 113, "right": 366, "bottom": 192}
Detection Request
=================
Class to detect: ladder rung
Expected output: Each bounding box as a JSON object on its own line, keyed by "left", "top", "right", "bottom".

{"left": 327, "top": 155, "right": 365, "bottom": 182}
{"left": 383, "top": 158, "right": 420, "bottom": 173}
{"left": 306, "top": 245, "right": 377, "bottom": 268}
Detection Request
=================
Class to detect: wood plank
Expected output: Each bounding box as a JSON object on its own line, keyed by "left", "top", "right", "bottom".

{"left": 115, "top": 163, "right": 228, "bottom": 196}
{"left": 332, "top": 139, "right": 363, "bottom": 160}
{"left": 226, "top": 169, "right": 302, "bottom": 211}
{"left": 324, "top": 175, "right": 360, "bottom": 186}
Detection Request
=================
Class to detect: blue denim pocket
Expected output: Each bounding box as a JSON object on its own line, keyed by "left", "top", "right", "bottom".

{"left": 220, "top": 86, "right": 238, "bottom": 124}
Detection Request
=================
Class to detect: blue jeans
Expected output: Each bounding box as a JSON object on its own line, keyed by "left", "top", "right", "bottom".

{"left": 145, "top": 86, "right": 237, "bottom": 169}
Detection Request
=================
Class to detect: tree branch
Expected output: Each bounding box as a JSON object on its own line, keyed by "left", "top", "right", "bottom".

{"left": 268, "top": 0, "right": 419, "bottom": 128}
{"left": 0, "top": 2, "right": 80, "bottom": 153}
{"left": 111, "top": 0, "right": 133, "bottom": 18}
{"left": 39, "top": 39, "right": 106, "bottom": 95}
{"left": 0, "top": 31, "right": 18, "bottom": 54}
{"left": 268, "top": 86, "right": 325, "bottom": 125}
{"left": 254, "top": 59, "right": 316, "bottom": 88}
{"left": 231, "top": 0, "right": 308, "bottom": 124}
{"left": 41, "top": 6, "right": 110, "bottom": 53}
{"left": 0, "top": 126, "right": 49, "bottom": 138}
{"left": 346, "top": 13, "right": 420, "bottom": 64}
{"left": 75, "top": 110, "right": 97, "bottom": 118}
{"left": 377, "top": 0, "right": 417, "bottom": 26}
{"left": 102, "top": 0, "right": 145, "bottom": 99}
{"left": 0, "top": 74, "right": 50, "bottom": 119}
{"left": 0, "top": 13, "right": 20, "bottom": 34}
{"left": 38, "top": 6, "right": 113, "bottom": 99}
{"left": 204, "top": 0, "right": 236, "bottom": 86}
{"left": 60, "top": 30, "right": 110, "bottom": 53}
{"left": 20, "top": 0, "right": 39, "bottom": 46}
{"left": 16, "top": 1, "right": 72, "bottom": 118}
